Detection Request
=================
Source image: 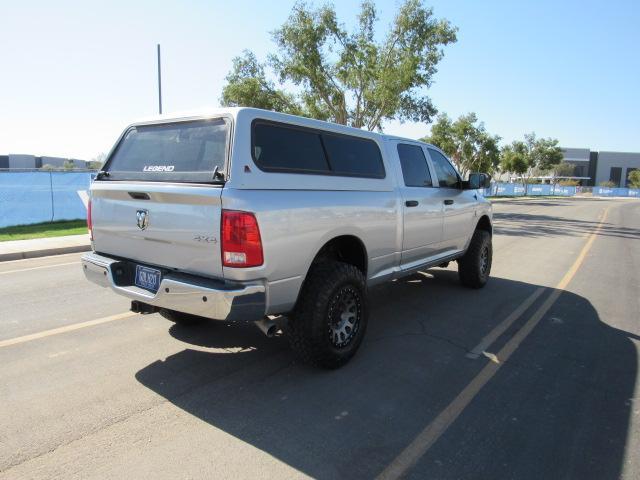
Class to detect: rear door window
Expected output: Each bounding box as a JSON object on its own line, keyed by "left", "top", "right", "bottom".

{"left": 104, "top": 118, "right": 229, "bottom": 182}
{"left": 397, "top": 144, "right": 433, "bottom": 187}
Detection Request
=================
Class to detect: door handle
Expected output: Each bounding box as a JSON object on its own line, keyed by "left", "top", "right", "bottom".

{"left": 405, "top": 200, "right": 419, "bottom": 207}
{"left": 444, "top": 199, "right": 454, "bottom": 205}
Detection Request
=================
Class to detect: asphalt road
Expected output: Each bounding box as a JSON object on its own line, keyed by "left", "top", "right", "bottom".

{"left": 1, "top": 197, "right": 639, "bottom": 479}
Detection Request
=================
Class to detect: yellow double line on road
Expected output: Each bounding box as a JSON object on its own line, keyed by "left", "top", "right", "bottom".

{"left": 377, "top": 206, "right": 609, "bottom": 480}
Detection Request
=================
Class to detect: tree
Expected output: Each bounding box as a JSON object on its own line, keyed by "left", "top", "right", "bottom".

{"left": 628, "top": 170, "right": 640, "bottom": 188}
{"left": 63, "top": 159, "right": 75, "bottom": 170}
{"left": 527, "top": 133, "right": 563, "bottom": 173}
{"left": 221, "top": 0, "right": 457, "bottom": 130}
{"left": 499, "top": 133, "right": 563, "bottom": 186}
{"left": 500, "top": 141, "right": 528, "bottom": 184}
{"left": 422, "top": 112, "right": 501, "bottom": 178}
{"left": 554, "top": 161, "right": 576, "bottom": 178}
{"left": 87, "top": 152, "right": 108, "bottom": 170}
{"left": 220, "top": 51, "right": 302, "bottom": 115}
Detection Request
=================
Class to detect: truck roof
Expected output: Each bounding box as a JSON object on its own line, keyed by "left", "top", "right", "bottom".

{"left": 130, "top": 107, "right": 436, "bottom": 149}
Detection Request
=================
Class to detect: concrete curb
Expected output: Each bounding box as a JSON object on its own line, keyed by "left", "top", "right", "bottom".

{"left": 0, "top": 244, "right": 91, "bottom": 262}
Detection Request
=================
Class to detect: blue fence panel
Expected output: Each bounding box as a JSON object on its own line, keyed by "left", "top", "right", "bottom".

{"left": 0, "top": 172, "right": 54, "bottom": 228}
{"left": 526, "top": 184, "right": 553, "bottom": 196}
{"left": 555, "top": 186, "right": 577, "bottom": 196}
{"left": 0, "top": 171, "right": 92, "bottom": 228}
{"left": 593, "top": 187, "right": 634, "bottom": 197}
{"left": 593, "top": 187, "right": 612, "bottom": 196}
{"left": 51, "top": 172, "right": 91, "bottom": 221}
{"left": 494, "top": 183, "right": 523, "bottom": 196}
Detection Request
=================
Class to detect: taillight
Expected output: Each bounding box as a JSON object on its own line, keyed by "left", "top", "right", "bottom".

{"left": 87, "top": 199, "right": 93, "bottom": 241}
{"left": 221, "top": 210, "right": 263, "bottom": 268}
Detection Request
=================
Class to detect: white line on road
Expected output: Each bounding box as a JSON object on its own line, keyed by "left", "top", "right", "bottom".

{"left": 0, "top": 312, "right": 137, "bottom": 349}
{"left": 0, "top": 261, "right": 79, "bottom": 275}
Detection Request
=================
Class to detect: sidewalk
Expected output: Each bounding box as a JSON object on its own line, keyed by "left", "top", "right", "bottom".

{"left": 0, "top": 234, "right": 90, "bottom": 262}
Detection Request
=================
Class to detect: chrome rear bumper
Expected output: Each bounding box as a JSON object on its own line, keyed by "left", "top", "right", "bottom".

{"left": 81, "top": 252, "right": 266, "bottom": 322}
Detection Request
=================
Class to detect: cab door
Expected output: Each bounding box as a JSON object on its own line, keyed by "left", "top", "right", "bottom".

{"left": 426, "top": 147, "right": 477, "bottom": 253}
{"left": 395, "top": 142, "right": 444, "bottom": 270}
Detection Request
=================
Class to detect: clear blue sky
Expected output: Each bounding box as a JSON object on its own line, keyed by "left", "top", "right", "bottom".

{"left": 1, "top": 0, "right": 638, "bottom": 160}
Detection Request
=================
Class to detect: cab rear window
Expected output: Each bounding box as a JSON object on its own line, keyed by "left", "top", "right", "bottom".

{"left": 103, "top": 118, "right": 229, "bottom": 182}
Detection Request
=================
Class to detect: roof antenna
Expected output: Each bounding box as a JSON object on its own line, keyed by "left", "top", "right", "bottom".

{"left": 157, "top": 44, "right": 162, "bottom": 115}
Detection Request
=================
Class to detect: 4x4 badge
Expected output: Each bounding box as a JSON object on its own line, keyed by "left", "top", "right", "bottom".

{"left": 136, "top": 209, "right": 149, "bottom": 230}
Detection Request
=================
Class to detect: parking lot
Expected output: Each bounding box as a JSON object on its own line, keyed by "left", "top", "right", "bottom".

{"left": 1, "top": 197, "right": 639, "bottom": 479}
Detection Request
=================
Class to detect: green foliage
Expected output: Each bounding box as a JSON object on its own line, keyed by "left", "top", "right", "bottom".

{"left": 86, "top": 161, "right": 103, "bottom": 170}
{"left": 499, "top": 133, "right": 563, "bottom": 185}
{"left": 63, "top": 159, "right": 75, "bottom": 170}
{"left": 558, "top": 179, "right": 579, "bottom": 186}
{"left": 0, "top": 220, "right": 87, "bottom": 242}
{"left": 627, "top": 170, "right": 640, "bottom": 188}
{"left": 220, "top": 50, "right": 303, "bottom": 115}
{"left": 599, "top": 180, "right": 616, "bottom": 187}
{"left": 500, "top": 141, "right": 528, "bottom": 178}
{"left": 221, "top": 0, "right": 457, "bottom": 129}
{"left": 554, "top": 161, "right": 576, "bottom": 177}
{"left": 40, "top": 164, "right": 56, "bottom": 171}
{"left": 422, "top": 112, "right": 500, "bottom": 177}
{"left": 88, "top": 152, "right": 107, "bottom": 170}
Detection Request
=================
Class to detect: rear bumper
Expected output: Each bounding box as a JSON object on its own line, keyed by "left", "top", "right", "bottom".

{"left": 81, "top": 252, "right": 266, "bottom": 322}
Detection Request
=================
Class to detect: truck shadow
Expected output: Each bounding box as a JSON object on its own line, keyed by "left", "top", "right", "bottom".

{"left": 135, "top": 271, "right": 637, "bottom": 479}
{"left": 494, "top": 212, "right": 640, "bottom": 239}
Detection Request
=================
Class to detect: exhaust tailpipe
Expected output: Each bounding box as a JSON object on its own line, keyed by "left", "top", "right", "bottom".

{"left": 254, "top": 317, "right": 278, "bottom": 338}
{"left": 130, "top": 300, "right": 158, "bottom": 314}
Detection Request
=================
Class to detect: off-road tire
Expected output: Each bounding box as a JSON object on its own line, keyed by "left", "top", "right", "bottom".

{"left": 287, "top": 260, "right": 368, "bottom": 369}
{"left": 458, "top": 229, "right": 492, "bottom": 289}
{"left": 159, "top": 308, "right": 206, "bottom": 326}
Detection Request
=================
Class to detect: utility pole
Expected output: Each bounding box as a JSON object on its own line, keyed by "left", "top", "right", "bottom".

{"left": 157, "top": 44, "right": 163, "bottom": 114}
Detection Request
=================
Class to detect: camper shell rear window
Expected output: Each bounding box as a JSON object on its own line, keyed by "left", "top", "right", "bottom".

{"left": 102, "top": 118, "right": 230, "bottom": 183}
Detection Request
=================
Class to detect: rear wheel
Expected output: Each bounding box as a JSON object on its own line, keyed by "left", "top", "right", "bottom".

{"left": 286, "top": 260, "right": 368, "bottom": 369}
{"left": 458, "top": 229, "right": 492, "bottom": 288}
{"left": 159, "top": 309, "right": 206, "bottom": 326}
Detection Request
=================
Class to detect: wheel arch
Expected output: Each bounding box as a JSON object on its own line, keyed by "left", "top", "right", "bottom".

{"left": 475, "top": 214, "right": 493, "bottom": 236}
{"left": 294, "top": 234, "right": 368, "bottom": 308}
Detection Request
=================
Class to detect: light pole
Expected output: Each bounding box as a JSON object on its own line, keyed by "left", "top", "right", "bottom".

{"left": 157, "top": 44, "right": 162, "bottom": 114}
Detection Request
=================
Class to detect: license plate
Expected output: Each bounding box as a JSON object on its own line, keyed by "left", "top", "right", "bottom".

{"left": 134, "top": 265, "right": 161, "bottom": 292}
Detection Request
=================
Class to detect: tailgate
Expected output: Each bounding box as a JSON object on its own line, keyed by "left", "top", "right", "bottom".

{"left": 91, "top": 182, "right": 224, "bottom": 278}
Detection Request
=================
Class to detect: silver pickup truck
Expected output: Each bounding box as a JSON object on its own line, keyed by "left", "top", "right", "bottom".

{"left": 82, "top": 107, "right": 492, "bottom": 368}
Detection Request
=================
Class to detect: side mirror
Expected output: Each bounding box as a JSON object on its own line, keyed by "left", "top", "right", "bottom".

{"left": 466, "top": 173, "right": 491, "bottom": 190}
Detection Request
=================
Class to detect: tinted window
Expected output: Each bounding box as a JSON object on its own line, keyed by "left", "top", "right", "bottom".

{"left": 253, "top": 123, "right": 329, "bottom": 173}
{"left": 397, "top": 144, "right": 432, "bottom": 187}
{"left": 609, "top": 167, "right": 622, "bottom": 187}
{"left": 429, "top": 149, "right": 459, "bottom": 188}
{"left": 322, "top": 133, "right": 385, "bottom": 178}
{"left": 106, "top": 119, "right": 228, "bottom": 182}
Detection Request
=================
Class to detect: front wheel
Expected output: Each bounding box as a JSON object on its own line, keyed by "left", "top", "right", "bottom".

{"left": 458, "top": 230, "right": 492, "bottom": 288}
{"left": 286, "top": 260, "right": 368, "bottom": 369}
